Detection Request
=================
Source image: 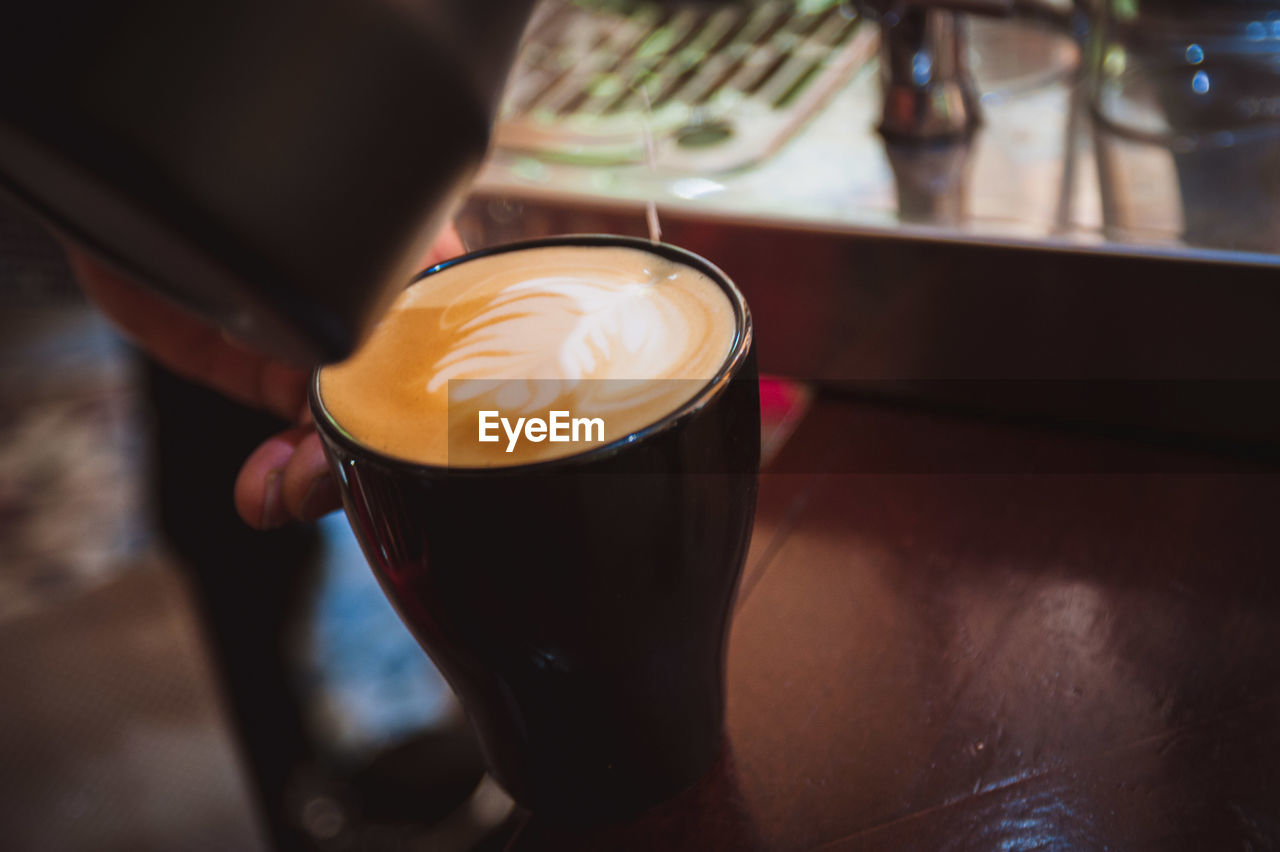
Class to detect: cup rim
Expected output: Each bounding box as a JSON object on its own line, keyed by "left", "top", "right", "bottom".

{"left": 308, "top": 234, "right": 754, "bottom": 477}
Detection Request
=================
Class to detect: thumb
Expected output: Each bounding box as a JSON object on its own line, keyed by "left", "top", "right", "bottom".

{"left": 234, "top": 426, "right": 340, "bottom": 529}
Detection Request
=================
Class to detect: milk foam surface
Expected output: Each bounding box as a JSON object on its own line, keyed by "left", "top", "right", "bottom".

{"left": 319, "top": 245, "right": 737, "bottom": 466}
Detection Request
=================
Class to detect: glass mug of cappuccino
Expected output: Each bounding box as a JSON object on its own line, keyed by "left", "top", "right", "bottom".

{"left": 310, "top": 235, "right": 760, "bottom": 820}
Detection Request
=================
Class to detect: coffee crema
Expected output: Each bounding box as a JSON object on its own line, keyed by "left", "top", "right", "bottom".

{"left": 319, "top": 245, "right": 737, "bottom": 466}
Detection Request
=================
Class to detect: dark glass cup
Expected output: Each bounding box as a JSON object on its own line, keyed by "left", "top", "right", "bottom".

{"left": 309, "top": 235, "right": 760, "bottom": 821}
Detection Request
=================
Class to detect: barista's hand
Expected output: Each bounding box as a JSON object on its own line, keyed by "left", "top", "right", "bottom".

{"left": 68, "top": 226, "right": 466, "bottom": 529}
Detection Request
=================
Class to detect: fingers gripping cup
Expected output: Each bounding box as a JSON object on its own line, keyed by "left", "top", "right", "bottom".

{"left": 310, "top": 235, "right": 760, "bottom": 820}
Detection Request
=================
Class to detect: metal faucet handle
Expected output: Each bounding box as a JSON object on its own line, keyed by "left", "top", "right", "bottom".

{"left": 875, "top": 4, "right": 981, "bottom": 142}
{"left": 867, "top": 0, "right": 1077, "bottom": 142}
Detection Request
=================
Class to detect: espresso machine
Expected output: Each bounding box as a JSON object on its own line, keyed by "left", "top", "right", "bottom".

{"left": 467, "top": 0, "right": 1280, "bottom": 444}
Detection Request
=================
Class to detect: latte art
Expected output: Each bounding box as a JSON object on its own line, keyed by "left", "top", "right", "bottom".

{"left": 319, "top": 245, "right": 736, "bottom": 466}
{"left": 429, "top": 273, "right": 699, "bottom": 411}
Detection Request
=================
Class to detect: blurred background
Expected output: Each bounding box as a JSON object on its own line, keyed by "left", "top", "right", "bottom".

{"left": 3, "top": 0, "right": 1280, "bottom": 849}
{"left": 0, "top": 200, "right": 503, "bottom": 851}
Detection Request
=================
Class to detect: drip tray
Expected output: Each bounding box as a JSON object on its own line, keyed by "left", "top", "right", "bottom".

{"left": 496, "top": 0, "right": 875, "bottom": 171}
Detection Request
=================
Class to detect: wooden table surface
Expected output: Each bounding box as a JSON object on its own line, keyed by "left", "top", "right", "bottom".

{"left": 510, "top": 395, "right": 1280, "bottom": 850}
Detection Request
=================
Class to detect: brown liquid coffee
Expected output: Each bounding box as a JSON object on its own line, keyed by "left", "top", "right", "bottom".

{"left": 319, "top": 245, "right": 736, "bottom": 466}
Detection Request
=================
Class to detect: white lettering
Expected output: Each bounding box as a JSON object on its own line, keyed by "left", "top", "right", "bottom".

{"left": 478, "top": 411, "right": 500, "bottom": 442}
{"left": 483, "top": 410, "right": 608, "bottom": 453}
{"left": 549, "top": 410, "right": 570, "bottom": 442}
{"left": 501, "top": 416, "right": 525, "bottom": 453}
{"left": 573, "top": 416, "right": 605, "bottom": 443}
